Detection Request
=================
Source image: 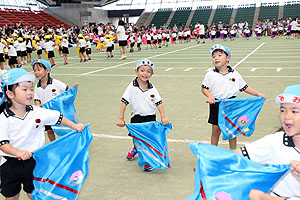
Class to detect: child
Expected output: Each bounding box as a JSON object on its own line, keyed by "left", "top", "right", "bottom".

{"left": 103, "top": 34, "right": 115, "bottom": 58}
{"left": 236, "top": 84, "right": 300, "bottom": 198}
{"left": 85, "top": 36, "right": 92, "bottom": 60}
{"left": 25, "top": 35, "right": 32, "bottom": 63}
{"left": 33, "top": 36, "right": 42, "bottom": 59}
{"left": 0, "top": 39, "right": 6, "bottom": 70}
{"left": 201, "top": 44, "right": 265, "bottom": 150}
{"left": 19, "top": 37, "right": 27, "bottom": 65}
{"left": 117, "top": 59, "right": 169, "bottom": 172}
{"left": 77, "top": 34, "right": 87, "bottom": 63}
{"left": 6, "top": 38, "right": 18, "bottom": 69}
{"left": 32, "top": 59, "right": 70, "bottom": 142}
{"left": 61, "top": 34, "right": 69, "bottom": 65}
{"left": 136, "top": 33, "right": 142, "bottom": 51}
{"left": 129, "top": 34, "right": 135, "bottom": 53}
{"left": 0, "top": 68, "right": 85, "bottom": 200}
{"left": 44, "top": 35, "right": 56, "bottom": 68}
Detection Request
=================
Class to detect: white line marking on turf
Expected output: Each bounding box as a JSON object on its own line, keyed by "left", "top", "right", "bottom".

{"left": 250, "top": 68, "right": 258, "bottom": 72}
{"left": 81, "top": 44, "right": 199, "bottom": 75}
{"left": 276, "top": 68, "right": 282, "bottom": 72}
{"left": 206, "top": 68, "right": 214, "bottom": 71}
{"left": 184, "top": 68, "right": 193, "bottom": 72}
{"left": 92, "top": 133, "right": 252, "bottom": 145}
{"left": 232, "top": 42, "right": 265, "bottom": 69}
{"left": 165, "top": 68, "right": 174, "bottom": 71}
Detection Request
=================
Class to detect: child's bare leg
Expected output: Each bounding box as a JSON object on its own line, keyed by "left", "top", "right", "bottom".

{"left": 27, "top": 193, "right": 33, "bottom": 200}
{"left": 228, "top": 137, "right": 237, "bottom": 150}
{"left": 47, "top": 129, "right": 56, "bottom": 142}
{"left": 6, "top": 193, "right": 20, "bottom": 200}
{"left": 211, "top": 124, "right": 221, "bottom": 146}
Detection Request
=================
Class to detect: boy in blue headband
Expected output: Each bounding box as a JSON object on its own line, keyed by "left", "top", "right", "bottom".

{"left": 117, "top": 59, "right": 169, "bottom": 172}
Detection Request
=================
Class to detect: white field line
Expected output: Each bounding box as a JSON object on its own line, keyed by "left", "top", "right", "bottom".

{"left": 51, "top": 74, "right": 300, "bottom": 78}
{"left": 276, "top": 68, "right": 282, "bottom": 72}
{"left": 184, "top": 68, "right": 193, "bottom": 71}
{"left": 81, "top": 44, "right": 199, "bottom": 75}
{"left": 232, "top": 42, "right": 265, "bottom": 69}
{"left": 250, "top": 68, "right": 258, "bottom": 72}
{"left": 164, "top": 68, "right": 174, "bottom": 71}
{"left": 92, "top": 133, "right": 252, "bottom": 145}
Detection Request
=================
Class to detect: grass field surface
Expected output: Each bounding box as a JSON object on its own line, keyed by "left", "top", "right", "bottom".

{"left": 8, "top": 36, "right": 300, "bottom": 199}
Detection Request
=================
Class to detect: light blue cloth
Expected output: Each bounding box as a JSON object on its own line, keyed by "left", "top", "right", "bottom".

{"left": 126, "top": 121, "right": 172, "bottom": 169}
{"left": 42, "top": 86, "right": 79, "bottom": 136}
{"left": 186, "top": 141, "right": 290, "bottom": 200}
{"left": 218, "top": 97, "right": 265, "bottom": 140}
{"left": 32, "top": 124, "right": 92, "bottom": 200}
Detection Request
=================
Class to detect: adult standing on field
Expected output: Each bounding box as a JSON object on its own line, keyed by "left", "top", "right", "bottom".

{"left": 115, "top": 20, "right": 127, "bottom": 60}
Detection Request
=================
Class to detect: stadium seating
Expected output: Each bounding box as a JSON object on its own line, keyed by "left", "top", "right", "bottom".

{"left": 169, "top": 7, "right": 192, "bottom": 28}
{"left": 258, "top": 5, "right": 279, "bottom": 21}
{"left": 235, "top": 7, "right": 256, "bottom": 27}
{"left": 212, "top": 8, "right": 233, "bottom": 24}
{"left": 283, "top": 4, "right": 300, "bottom": 19}
{"left": 150, "top": 9, "right": 172, "bottom": 27}
{"left": 190, "top": 8, "right": 212, "bottom": 27}
{"left": 0, "top": 8, "right": 69, "bottom": 28}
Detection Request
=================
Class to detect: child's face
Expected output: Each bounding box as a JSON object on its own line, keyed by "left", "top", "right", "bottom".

{"left": 280, "top": 103, "right": 300, "bottom": 137}
{"left": 7, "top": 82, "right": 34, "bottom": 106}
{"left": 33, "top": 63, "right": 49, "bottom": 80}
{"left": 135, "top": 65, "right": 153, "bottom": 82}
{"left": 212, "top": 50, "right": 230, "bottom": 69}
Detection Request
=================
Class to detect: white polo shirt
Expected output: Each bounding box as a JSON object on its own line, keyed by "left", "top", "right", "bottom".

{"left": 0, "top": 104, "right": 62, "bottom": 165}
{"left": 202, "top": 66, "right": 248, "bottom": 99}
{"left": 121, "top": 78, "right": 162, "bottom": 117}
{"left": 241, "top": 132, "right": 300, "bottom": 197}
{"left": 117, "top": 26, "right": 127, "bottom": 41}
{"left": 44, "top": 41, "right": 55, "bottom": 51}
{"left": 78, "top": 39, "right": 86, "bottom": 48}
{"left": 8, "top": 45, "right": 17, "bottom": 57}
{"left": 34, "top": 77, "right": 68, "bottom": 105}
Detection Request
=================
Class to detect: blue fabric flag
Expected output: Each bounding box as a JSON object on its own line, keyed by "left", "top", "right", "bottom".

{"left": 32, "top": 124, "right": 92, "bottom": 200}
{"left": 218, "top": 97, "right": 265, "bottom": 140}
{"left": 186, "top": 141, "right": 290, "bottom": 200}
{"left": 42, "top": 86, "right": 79, "bottom": 136}
{"left": 126, "top": 121, "right": 172, "bottom": 169}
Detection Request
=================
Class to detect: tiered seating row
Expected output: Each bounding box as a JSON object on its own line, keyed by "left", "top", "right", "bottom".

{"left": 0, "top": 8, "right": 69, "bottom": 28}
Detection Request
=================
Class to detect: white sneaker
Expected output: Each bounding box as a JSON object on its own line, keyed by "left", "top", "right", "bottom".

{"left": 120, "top": 56, "right": 126, "bottom": 60}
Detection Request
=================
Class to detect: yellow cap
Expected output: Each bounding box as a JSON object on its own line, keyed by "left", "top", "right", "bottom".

{"left": 7, "top": 38, "right": 14, "bottom": 43}
{"left": 105, "top": 34, "right": 111, "bottom": 38}
{"left": 25, "top": 35, "right": 30, "bottom": 39}
{"left": 35, "top": 36, "right": 40, "bottom": 41}
{"left": 44, "top": 35, "right": 50, "bottom": 40}
{"left": 63, "top": 34, "right": 68, "bottom": 38}
{"left": 12, "top": 33, "right": 18, "bottom": 37}
{"left": 17, "top": 37, "right": 23, "bottom": 42}
{"left": 85, "top": 36, "right": 89, "bottom": 39}
{"left": 58, "top": 36, "right": 62, "bottom": 39}
{"left": 78, "top": 34, "right": 83, "bottom": 38}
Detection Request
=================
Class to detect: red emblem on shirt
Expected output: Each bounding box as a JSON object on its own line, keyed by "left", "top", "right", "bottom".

{"left": 52, "top": 89, "right": 56, "bottom": 92}
{"left": 232, "top": 78, "right": 235, "bottom": 82}
{"left": 150, "top": 94, "right": 155, "bottom": 98}
{"left": 35, "top": 119, "right": 41, "bottom": 123}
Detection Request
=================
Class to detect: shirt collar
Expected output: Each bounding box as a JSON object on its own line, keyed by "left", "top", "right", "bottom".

{"left": 37, "top": 76, "right": 53, "bottom": 88}
{"left": 283, "top": 132, "right": 296, "bottom": 147}
{"left": 3, "top": 103, "right": 33, "bottom": 118}
{"left": 133, "top": 77, "right": 153, "bottom": 90}
{"left": 213, "top": 66, "right": 234, "bottom": 74}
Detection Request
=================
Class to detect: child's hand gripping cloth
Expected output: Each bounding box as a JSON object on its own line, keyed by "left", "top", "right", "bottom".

{"left": 42, "top": 86, "right": 79, "bottom": 136}
{"left": 32, "top": 124, "right": 92, "bottom": 200}
{"left": 126, "top": 121, "right": 172, "bottom": 169}
{"left": 185, "top": 141, "right": 290, "bottom": 200}
{"left": 218, "top": 97, "right": 265, "bottom": 140}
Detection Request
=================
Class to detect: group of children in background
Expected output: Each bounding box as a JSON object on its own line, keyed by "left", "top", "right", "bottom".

{"left": 0, "top": 25, "right": 300, "bottom": 199}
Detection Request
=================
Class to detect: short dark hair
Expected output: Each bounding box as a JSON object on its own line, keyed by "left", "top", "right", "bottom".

{"left": 118, "top": 20, "right": 125, "bottom": 26}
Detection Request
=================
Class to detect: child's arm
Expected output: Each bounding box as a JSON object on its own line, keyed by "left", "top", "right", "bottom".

{"left": 0, "top": 144, "right": 32, "bottom": 160}
{"left": 291, "top": 160, "right": 300, "bottom": 178}
{"left": 249, "top": 189, "right": 285, "bottom": 200}
{"left": 157, "top": 104, "right": 169, "bottom": 125}
{"left": 118, "top": 102, "right": 126, "bottom": 127}
{"left": 34, "top": 100, "right": 42, "bottom": 107}
{"left": 201, "top": 88, "right": 216, "bottom": 104}
{"left": 244, "top": 86, "right": 266, "bottom": 98}
{"left": 61, "top": 117, "right": 85, "bottom": 132}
